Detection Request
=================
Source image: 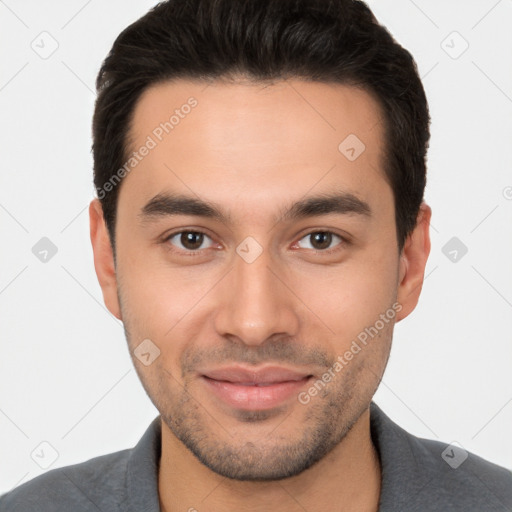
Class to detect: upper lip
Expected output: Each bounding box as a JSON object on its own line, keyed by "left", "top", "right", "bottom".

{"left": 201, "top": 365, "right": 312, "bottom": 384}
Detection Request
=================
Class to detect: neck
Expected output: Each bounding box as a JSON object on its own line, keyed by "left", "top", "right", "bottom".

{"left": 158, "top": 407, "right": 381, "bottom": 512}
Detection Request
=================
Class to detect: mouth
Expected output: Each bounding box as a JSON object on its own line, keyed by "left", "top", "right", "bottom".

{"left": 200, "top": 365, "right": 314, "bottom": 411}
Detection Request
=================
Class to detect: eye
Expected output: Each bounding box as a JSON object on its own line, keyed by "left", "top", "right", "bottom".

{"left": 296, "top": 231, "right": 344, "bottom": 251}
{"left": 165, "top": 230, "right": 215, "bottom": 252}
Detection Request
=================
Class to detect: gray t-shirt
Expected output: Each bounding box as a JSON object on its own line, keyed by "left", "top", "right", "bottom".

{"left": 1, "top": 402, "right": 511, "bottom": 511}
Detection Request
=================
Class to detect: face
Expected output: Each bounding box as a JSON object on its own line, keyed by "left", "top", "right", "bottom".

{"left": 90, "top": 78, "right": 430, "bottom": 481}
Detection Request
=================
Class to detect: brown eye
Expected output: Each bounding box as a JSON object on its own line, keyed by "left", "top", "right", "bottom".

{"left": 167, "top": 231, "right": 213, "bottom": 251}
{"left": 311, "top": 232, "right": 332, "bottom": 250}
{"left": 296, "top": 231, "right": 343, "bottom": 251}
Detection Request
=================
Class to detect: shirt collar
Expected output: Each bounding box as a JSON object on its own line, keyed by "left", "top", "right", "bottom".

{"left": 126, "top": 415, "right": 162, "bottom": 512}
{"left": 369, "top": 402, "right": 425, "bottom": 511}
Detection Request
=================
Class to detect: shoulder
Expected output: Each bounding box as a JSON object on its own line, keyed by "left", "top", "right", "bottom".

{"left": 371, "top": 403, "right": 512, "bottom": 511}
{"left": 0, "top": 448, "right": 132, "bottom": 512}
{"left": 412, "top": 435, "right": 512, "bottom": 510}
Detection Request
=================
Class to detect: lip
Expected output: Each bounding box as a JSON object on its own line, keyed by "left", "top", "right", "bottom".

{"left": 200, "top": 365, "right": 313, "bottom": 410}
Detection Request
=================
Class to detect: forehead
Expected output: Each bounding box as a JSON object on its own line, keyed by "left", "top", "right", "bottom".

{"left": 121, "top": 78, "right": 389, "bottom": 221}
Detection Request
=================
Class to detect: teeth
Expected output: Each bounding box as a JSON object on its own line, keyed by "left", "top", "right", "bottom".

{"left": 237, "top": 382, "right": 274, "bottom": 386}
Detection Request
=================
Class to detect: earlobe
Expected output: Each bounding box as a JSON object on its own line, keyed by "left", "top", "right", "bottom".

{"left": 396, "top": 202, "right": 432, "bottom": 322}
{"left": 89, "top": 199, "right": 122, "bottom": 320}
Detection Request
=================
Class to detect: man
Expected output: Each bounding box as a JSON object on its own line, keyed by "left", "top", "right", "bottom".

{"left": 1, "top": 0, "right": 511, "bottom": 510}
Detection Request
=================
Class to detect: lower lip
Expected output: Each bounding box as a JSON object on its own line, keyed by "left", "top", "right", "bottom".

{"left": 201, "top": 376, "right": 312, "bottom": 410}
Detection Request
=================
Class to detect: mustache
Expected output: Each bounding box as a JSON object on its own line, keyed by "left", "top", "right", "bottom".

{"left": 180, "top": 337, "right": 333, "bottom": 373}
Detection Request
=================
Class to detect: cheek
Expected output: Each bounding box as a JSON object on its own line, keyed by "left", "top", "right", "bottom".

{"left": 117, "top": 252, "right": 218, "bottom": 348}
{"left": 288, "top": 247, "right": 399, "bottom": 340}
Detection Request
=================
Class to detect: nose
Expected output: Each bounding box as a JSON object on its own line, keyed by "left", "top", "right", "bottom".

{"left": 213, "top": 242, "right": 300, "bottom": 346}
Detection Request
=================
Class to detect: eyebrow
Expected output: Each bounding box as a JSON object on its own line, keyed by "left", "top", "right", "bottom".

{"left": 138, "top": 191, "right": 371, "bottom": 226}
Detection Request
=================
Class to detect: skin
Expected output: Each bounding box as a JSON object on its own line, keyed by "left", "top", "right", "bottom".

{"left": 90, "top": 78, "right": 431, "bottom": 512}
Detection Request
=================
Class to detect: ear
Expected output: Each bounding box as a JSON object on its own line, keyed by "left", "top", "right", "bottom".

{"left": 396, "top": 202, "right": 431, "bottom": 322}
{"left": 89, "top": 199, "right": 122, "bottom": 320}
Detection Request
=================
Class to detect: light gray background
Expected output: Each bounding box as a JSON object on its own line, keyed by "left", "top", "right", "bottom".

{"left": 1, "top": 0, "right": 511, "bottom": 494}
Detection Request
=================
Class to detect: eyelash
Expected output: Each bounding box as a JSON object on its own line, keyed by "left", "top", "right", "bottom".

{"left": 162, "top": 229, "right": 348, "bottom": 256}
